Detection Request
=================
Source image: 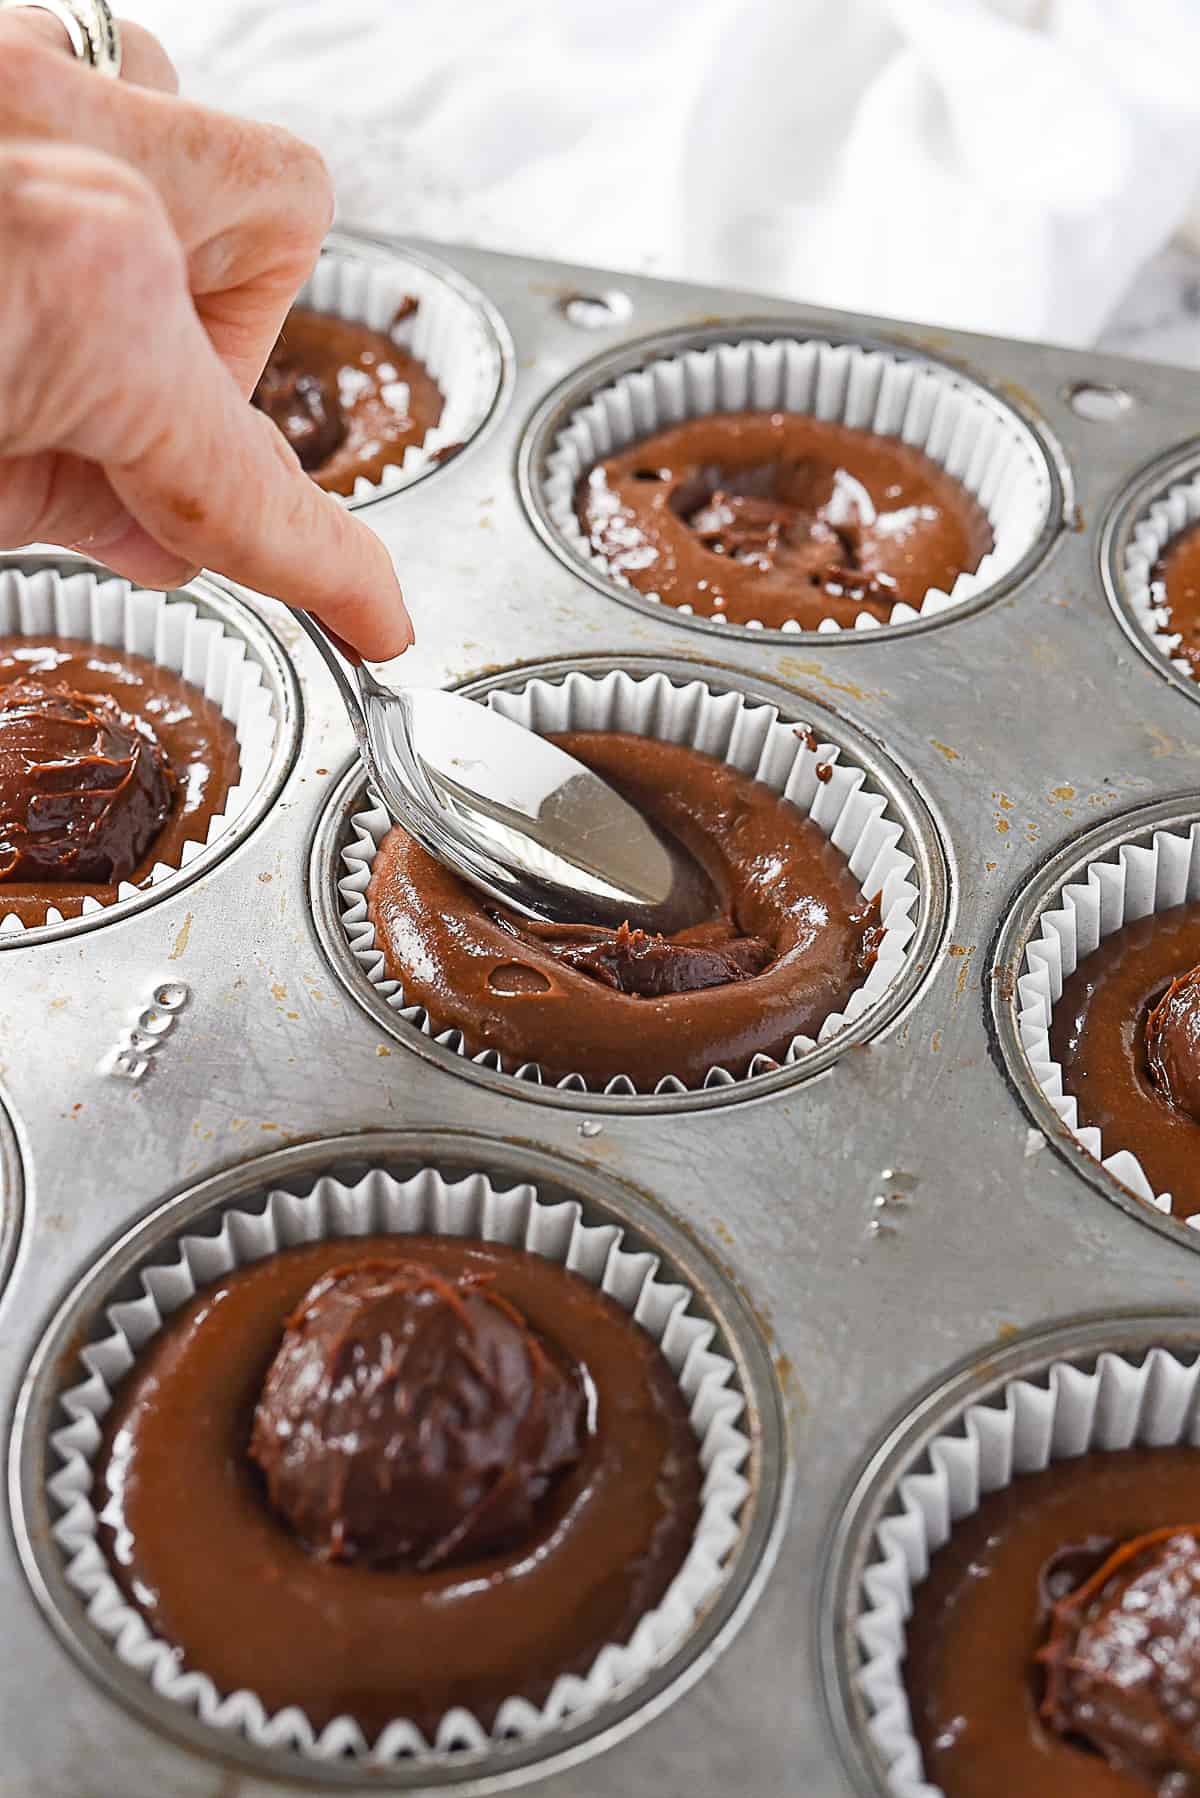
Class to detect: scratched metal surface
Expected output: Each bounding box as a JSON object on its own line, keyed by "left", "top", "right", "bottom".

{"left": 3, "top": 227, "right": 1200, "bottom": 1798}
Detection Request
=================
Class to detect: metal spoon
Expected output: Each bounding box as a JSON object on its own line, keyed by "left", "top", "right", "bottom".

{"left": 295, "top": 612, "right": 710, "bottom": 934}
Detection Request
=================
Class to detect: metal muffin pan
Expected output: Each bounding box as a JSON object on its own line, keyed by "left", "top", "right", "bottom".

{"left": 7, "top": 227, "right": 1200, "bottom": 1797}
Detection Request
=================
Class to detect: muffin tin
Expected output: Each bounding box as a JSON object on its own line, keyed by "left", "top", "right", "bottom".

{"left": 7, "top": 225, "right": 1200, "bottom": 1796}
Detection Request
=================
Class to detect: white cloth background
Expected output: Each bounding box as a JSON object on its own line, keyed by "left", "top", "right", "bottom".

{"left": 130, "top": 0, "right": 1200, "bottom": 347}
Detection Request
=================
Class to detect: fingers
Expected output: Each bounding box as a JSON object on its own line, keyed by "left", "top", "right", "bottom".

{"left": 0, "top": 141, "right": 409, "bottom": 657}
{"left": 65, "top": 14, "right": 183, "bottom": 92}
{"left": 1, "top": 29, "right": 333, "bottom": 391}
{"left": 0, "top": 11, "right": 179, "bottom": 92}
{"left": 0, "top": 445, "right": 197, "bottom": 589}
{"left": 115, "top": 19, "right": 180, "bottom": 93}
{"left": 109, "top": 397, "right": 414, "bottom": 661}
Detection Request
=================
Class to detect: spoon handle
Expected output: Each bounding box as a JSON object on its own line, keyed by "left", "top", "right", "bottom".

{"left": 293, "top": 611, "right": 380, "bottom": 769}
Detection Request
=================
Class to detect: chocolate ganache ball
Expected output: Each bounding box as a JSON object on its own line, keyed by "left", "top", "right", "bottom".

{"left": 1039, "top": 1526, "right": 1200, "bottom": 1784}
{"left": 249, "top": 1260, "right": 588, "bottom": 1570}
{"left": 0, "top": 679, "right": 176, "bottom": 884}
{"left": 1146, "top": 965, "right": 1200, "bottom": 1124}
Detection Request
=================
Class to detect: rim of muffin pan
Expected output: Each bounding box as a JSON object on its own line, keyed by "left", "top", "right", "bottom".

{"left": 1102, "top": 437, "right": 1200, "bottom": 707}
{"left": 319, "top": 227, "right": 515, "bottom": 509}
{"left": 516, "top": 319, "right": 1070, "bottom": 647}
{"left": 10, "top": 1129, "right": 791, "bottom": 1793}
{"left": 0, "top": 1093, "right": 24, "bottom": 1313}
{"left": 816, "top": 1307, "right": 1200, "bottom": 1798}
{"left": 991, "top": 794, "right": 1200, "bottom": 1257}
{"left": 0, "top": 550, "right": 302, "bottom": 950}
{"left": 308, "top": 652, "right": 951, "bottom": 1115}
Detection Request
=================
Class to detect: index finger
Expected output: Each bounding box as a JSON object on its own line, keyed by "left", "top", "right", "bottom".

{"left": 0, "top": 10, "right": 179, "bottom": 90}
{"left": 104, "top": 305, "right": 413, "bottom": 659}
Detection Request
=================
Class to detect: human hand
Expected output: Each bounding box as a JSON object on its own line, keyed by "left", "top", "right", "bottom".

{"left": 0, "top": 9, "right": 412, "bottom": 658}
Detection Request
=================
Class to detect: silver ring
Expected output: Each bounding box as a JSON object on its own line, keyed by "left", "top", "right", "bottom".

{"left": 0, "top": 0, "right": 122, "bottom": 75}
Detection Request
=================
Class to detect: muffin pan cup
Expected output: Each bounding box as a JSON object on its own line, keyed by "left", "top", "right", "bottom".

{"left": 333, "top": 663, "right": 927, "bottom": 1098}
{"left": 819, "top": 1312, "right": 1200, "bottom": 1798}
{"left": 12, "top": 1133, "right": 787, "bottom": 1790}
{"left": 992, "top": 796, "right": 1200, "bottom": 1248}
{"left": 0, "top": 554, "right": 297, "bottom": 943}
{"left": 520, "top": 323, "right": 1063, "bottom": 640}
{"left": 8, "top": 231, "right": 1200, "bottom": 1798}
{"left": 1104, "top": 439, "right": 1200, "bottom": 702}
{"left": 35, "top": 1159, "right": 754, "bottom": 1766}
{"left": 299, "top": 234, "right": 511, "bottom": 505}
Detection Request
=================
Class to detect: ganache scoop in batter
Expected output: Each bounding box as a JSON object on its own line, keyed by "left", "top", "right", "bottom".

{"left": 249, "top": 1259, "right": 588, "bottom": 1571}
{"left": 0, "top": 679, "right": 176, "bottom": 884}
{"left": 1038, "top": 1526, "right": 1200, "bottom": 1787}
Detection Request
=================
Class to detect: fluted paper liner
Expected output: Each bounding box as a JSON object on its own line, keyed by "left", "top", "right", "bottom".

{"left": 46, "top": 1166, "right": 751, "bottom": 1762}
{"left": 0, "top": 568, "right": 278, "bottom": 936}
{"left": 1016, "top": 822, "right": 1200, "bottom": 1222}
{"left": 853, "top": 1342, "right": 1200, "bottom": 1797}
{"left": 542, "top": 337, "right": 1053, "bottom": 633}
{"left": 1121, "top": 471, "right": 1200, "bottom": 677}
{"left": 338, "top": 669, "right": 921, "bottom": 1093}
{"left": 301, "top": 247, "right": 504, "bottom": 505}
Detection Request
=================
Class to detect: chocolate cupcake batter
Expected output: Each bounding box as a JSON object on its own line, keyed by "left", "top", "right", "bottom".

{"left": 1050, "top": 903, "right": 1200, "bottom": 1220}
{"left": 0, "top": 637, "right": 240, "bottom": 926}
{"left": 0, "top": 680, "right": 174, "bottom": 883}
{"left": 576, "top": 412, "right": 993, "bottom": 628}
{"left": 904, "top": 1447, "right": 1200, "bottom": 1797}
{"left": 1151, "top": 523, "right": 1200, "bottom": 677}
{"left": 250, "top": 1260, "right": 586, "bottom": 1569}
{"left": 254, "top": 305, "right": 444, "bottom": 497}
{"left": 94, "top": 1236, "right": 701, "bottom": 1739}
{"left": 366, "top": 731, "right": 883, "bottom": 1086}
{"left": 1040, "top": 1526, "right": 1200, "bottom": 1784}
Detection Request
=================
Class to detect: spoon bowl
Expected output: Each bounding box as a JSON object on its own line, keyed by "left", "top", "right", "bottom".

{"left": 296, "top": 613, "right": 710, "bottom": 934}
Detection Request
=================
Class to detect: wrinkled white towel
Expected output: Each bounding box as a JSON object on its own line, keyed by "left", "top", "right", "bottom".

{"left": 130, "top": 0, "right": 1200, "bottom": 345}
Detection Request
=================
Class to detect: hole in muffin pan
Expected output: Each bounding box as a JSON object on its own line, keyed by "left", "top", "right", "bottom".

{"left": 1102, "top": 440, "right": 1200, "bottom": 710}
{"left": 0, "top": 552, "right": 301, "bottom": 948}
{"left": 817, "top": 1309, "right": 1200, "bottom": 1798}
{"left": 0, "top": 1093, "right": 24, "bottom": 1312}
{"left": 11, "top": 1130, "right": 790, "bottom": 1791}
{"left": 1066, "top": 380, "right": 1134, "bottom": 422}
{"left": 517, "top": 319, "right": 1067, "bottom": 645}
{"left": 308, "top": 654, "right": 950, "bottom": 1113}
{"left": 991, "top": 795, "right": 1200, "bottom": 1255}
{"left": 299, "top": 229, "right": 514, "bottom": 509}
{"left": 557, "top": 290, "right": 634, "bottom": 330}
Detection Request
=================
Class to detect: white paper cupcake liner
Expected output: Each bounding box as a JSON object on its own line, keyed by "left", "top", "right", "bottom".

{"left": 853, "top": 1340, "right": 1200, "bottom": 1798}
{"left": 0, "top": 567, "right": 278, "bottom": 936}
{"left": 338, "top": 669, "right": 921, "bottom": 1093}
{"left": 1016, "top": 822, "right": 1200, "bottom": 1221}
{"left": 543, "top": 337, "right": 1053, "bottom": 634}
{"left": 46, "top": 1165, "right": 751, "bottom": 1763}
{"left": 299, "top": 247, "right": 504, "bottom": 504}
{"left": 1121, "top": 470, "right": 1200, "bottom": 676}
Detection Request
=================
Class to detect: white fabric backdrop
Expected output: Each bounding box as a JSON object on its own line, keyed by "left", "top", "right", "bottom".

{"left": 129, "top": 0, "right": 1200, "bottom": 346}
